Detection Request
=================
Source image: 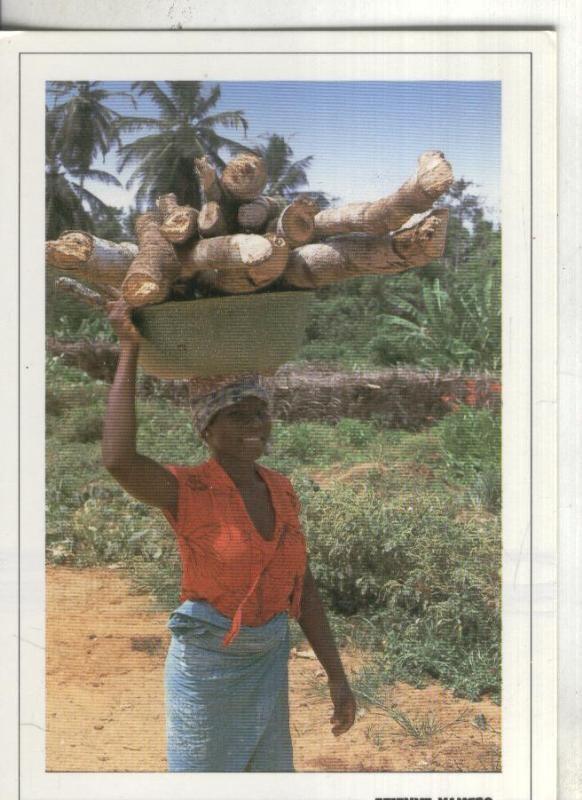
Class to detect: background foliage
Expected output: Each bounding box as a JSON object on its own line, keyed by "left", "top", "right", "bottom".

{"left": 45, "top": 80, "right": 502, "bottom": 705}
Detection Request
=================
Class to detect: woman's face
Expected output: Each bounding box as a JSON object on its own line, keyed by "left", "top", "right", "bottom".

{"left": 204, "top": 396, "right": 272, "bottom": 462}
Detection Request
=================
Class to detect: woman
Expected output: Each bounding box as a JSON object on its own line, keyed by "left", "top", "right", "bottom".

{"left": 102, "top": 298, "right": 356, "bottom": 772}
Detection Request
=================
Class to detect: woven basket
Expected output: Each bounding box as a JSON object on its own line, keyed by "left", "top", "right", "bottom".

{"left": 132, "top": 290, "right": 313, "bottom": 379}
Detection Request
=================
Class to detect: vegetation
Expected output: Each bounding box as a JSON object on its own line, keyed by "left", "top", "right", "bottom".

{"left": 254, "top": 132, "right": 330, "bottom": 207}
{"left": 116, "top": 81, "right": 248, "bottom": 209}
{"left": 300, "top": 180, "right": 501, "bottom": 372}
{"left": 45, "top": 80, "right": 500, "bottom": 378}
{"left": 44, "top": 80, "right": 502, "bottom": 705}
{"left": 46, "top": 357, "right": 501, "bottom": 702}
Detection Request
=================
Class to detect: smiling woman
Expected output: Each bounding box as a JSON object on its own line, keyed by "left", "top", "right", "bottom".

{"left": 101, "top": 297, "right": 356, "bottom": 772}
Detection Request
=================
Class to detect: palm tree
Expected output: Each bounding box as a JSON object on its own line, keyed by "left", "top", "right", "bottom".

{"left": 45, "top": 105, "right": 123, "bottom": 239}
{"left": 116, "top": 82, "right": 249, "bottom": 209}
{"left": 253, "top": 133, "right": 330, "bottom": 207}
{"left": 47, "top": 81, "right": 134, "bottom": 193}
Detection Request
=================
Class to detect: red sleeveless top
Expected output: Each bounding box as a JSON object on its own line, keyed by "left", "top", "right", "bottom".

{"left": 162, "top": 459, "right": 307, "bottom": 645}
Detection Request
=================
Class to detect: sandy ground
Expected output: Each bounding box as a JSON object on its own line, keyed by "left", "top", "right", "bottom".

{"left": 46, "top": 566, "right": 501, "bottom": 773}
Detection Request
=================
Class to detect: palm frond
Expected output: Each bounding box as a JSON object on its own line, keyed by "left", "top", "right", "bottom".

{"left": 198, "top": 110, "right": 248, "bottom": 135}
{"left": 195, "top": 84, "right": 222, "bottom": 116}
{"left": 79, "top": 169, "right": 123, "bottom": 187}
{"left": 131, "top": 82, "right": 177, "bottom": 118}
{"left": 114, "top": 116, "right": 165, "bottom": 134}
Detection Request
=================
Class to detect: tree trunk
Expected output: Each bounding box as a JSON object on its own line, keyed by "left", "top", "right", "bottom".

{"left": 54, "top": 276, "right": 120, "bottom": 308}
{"left": 45, "top": 231, "right": 138, "bottom": 287}
{"left": 313, "top": 150, "right": 453, "bottom": 237}
{"left": 198, "top": 201, "right": 230, "bottom": 237}
{"left": 220, "top": 152, "right": 268, "bottom": 201}
{"left": 281, "top": 209, "right": 448, "bottom": 289}
{"left": 194, "top": 156, "right": 224, "bottom": 204}
{"left": 122, "top": 213, "right": 181, "bottom": 307}
{"left": 274, "top": 196, "right": 319, "bottom": 247}
{"left": 238, "top": 195, "right": 286, "bottom": 232}
{"left": 391, "top": 209, "right": 449, "bottom": 266}
{"left": 178, "top": 233, "right": 288, "bottom": 294}
{"left": 156, "top": 193, "right": 199, "bottom": 243}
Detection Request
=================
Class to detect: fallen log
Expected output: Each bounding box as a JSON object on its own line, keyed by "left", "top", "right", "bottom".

{"left": 122, "top": 213, "right": 181, "bottom": 307}
{"left": 156, "top": 193, "right": 199, "bottom": 243}
{"left": 313, "top": 150, "right": 453, "bottom": 237}
{"left": 220, "top": 152, "right": 268, "bottom": 201}
{"left": 186, "top": 234, "right": 289, "bottom": 294}
{"left": 45, "top": 232, "right": 138, "bottom": 287}
{"left": 282, "top": 209, "right": 448, "bottom": 289}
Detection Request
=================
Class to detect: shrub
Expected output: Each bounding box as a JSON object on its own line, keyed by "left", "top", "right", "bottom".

{"left": 46, "top": 387, "right": 66, "bottom": 417}
{"left": 468, "top": 468, "right": 502, "bottom": 513}
{"left": 368, "top": 267, "right": 501, "bottom": 372}
{"left": 353, "top": 616, "right": 501, "bottom": 702}
{"left": 335, "top": 418, "right": 377, "bottom": 448}
{"left": 436, "top": 406, "right": 501, "bottom": 479}
{"left": 300, "top": 482, "right": 500, "bottom": 618}
{"left": 62, "top": 406, "right": 104, "bottom": 443}
{"left": 299, "top": 481, "right": 501, "bottom": 699}
{"left": 270, "top": 421, "right": 338, "bottom": 465}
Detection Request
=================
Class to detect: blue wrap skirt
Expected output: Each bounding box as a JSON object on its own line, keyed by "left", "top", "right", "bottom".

{"left": 164, "top": 600, "right": 294, "bottom": 772}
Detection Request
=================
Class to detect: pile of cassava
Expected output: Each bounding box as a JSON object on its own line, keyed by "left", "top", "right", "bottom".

{"left": 46, "top": 150, "right": 453, "bottom": 309}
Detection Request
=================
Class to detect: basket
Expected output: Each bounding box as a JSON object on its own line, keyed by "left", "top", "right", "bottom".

{"left": 132, "top": 290, "right": 313, "bottom": 379}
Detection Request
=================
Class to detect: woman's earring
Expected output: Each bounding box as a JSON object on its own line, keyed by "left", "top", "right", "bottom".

{"left": 264, "top": 438, "right": 272, "bottom": 455}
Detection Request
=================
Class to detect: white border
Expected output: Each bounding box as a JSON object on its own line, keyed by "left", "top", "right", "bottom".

{"left": 0, "top": 29, "right": 557, "bottom": 800}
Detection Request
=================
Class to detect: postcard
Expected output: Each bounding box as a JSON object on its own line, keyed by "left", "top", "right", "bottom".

{"left": 0, "top": 29, "right": 557, "bottom": 800}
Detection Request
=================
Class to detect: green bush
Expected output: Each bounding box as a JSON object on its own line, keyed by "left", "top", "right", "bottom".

{"left": 62, "top": 406, "right": 104, "bottom": 443}
{"left": 44, "top": 355, "right": 501, "bottom": 699}
{"left": 300, "top": 482, "right": 500, "bottom": 618}
{"left": 270, "top": 421, "right": 339, "bottom": 465}
{"left": 368, "top": 271, "right": 501, "bottom": 372}
{"left": 335, "top": 418, "right": 378, "bottom": 448}
{"left": 298, "top": 480, "right": 500, "bottom": 698}
{"left": 436, "top": 406, "right": 501, "bottom": 479}
{"left": 468, "top": 468, "right": 502, "bottom": 513}
{"left": 353, "top": 617, "right": 500, "bottom": 702}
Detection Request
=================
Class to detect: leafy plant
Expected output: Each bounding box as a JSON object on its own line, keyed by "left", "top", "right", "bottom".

{"left": 436, "top": 406, "right": 501, "bottom": 480}
{"left": 117, "top": 81, "right": 249, "bottom": 209}
{"left": 253, "top": 132, "right": 330, "bottom": 207}
{"left": 45, "top": 357, "right": 501, "bottom": 700}
{"left": 369, "top": 273, "right": 501, "bottom": 372}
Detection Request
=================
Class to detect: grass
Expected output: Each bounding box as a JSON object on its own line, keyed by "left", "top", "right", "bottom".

{"left": 45, "top": 356, "right": 501, "bottom": 703}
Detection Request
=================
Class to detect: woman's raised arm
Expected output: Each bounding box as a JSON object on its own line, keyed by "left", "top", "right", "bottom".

{"left": 101, "top": 299, "right": 178, "bottom": 516}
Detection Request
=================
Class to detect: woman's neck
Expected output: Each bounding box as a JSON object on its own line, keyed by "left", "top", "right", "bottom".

{"left": 211, "top": 453, "right": 260, "bottom": 489}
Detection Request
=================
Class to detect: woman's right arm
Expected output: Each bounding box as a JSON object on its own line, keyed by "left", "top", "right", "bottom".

{"left": 102, "top": 299, "right": 178, "bottom": 517}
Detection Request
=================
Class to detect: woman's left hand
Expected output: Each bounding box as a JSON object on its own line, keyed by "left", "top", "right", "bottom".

{"left": 328, "top": 676, "right": 357, "bottom": 736}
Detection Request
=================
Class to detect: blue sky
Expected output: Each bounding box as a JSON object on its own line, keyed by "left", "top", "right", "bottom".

{"left": 52, "top": 80, "right": 501, "bottom": 221}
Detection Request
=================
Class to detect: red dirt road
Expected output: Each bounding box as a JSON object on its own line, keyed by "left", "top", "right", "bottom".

{"left": 46, "top": 566, "right": 501, "bottom": 772}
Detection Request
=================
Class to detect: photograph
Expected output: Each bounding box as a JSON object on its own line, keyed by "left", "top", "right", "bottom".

{"left": 44, "top": 77, "right": 502, "bottom": 773}
{"left": 1, "top": 28, "right": 558, "bottom": 800}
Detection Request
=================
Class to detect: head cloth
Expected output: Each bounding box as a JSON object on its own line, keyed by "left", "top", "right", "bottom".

{"left": 188, "top": 373, "right": 274, "bottom": 435}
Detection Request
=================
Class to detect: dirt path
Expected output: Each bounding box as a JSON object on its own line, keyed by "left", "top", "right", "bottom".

{"left": 46, "top": 566, "right": 500, "bottom": 772}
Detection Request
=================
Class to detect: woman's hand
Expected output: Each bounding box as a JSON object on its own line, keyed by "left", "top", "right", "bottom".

{"left": 328, "top": 676, "right": 357, "bottom": 736}
{"left": 107, "top": 298, "right": 143, "bottom": 347}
